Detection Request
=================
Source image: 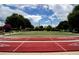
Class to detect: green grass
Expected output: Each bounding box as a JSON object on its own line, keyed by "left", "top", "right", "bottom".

{"left": 4, "top": 31, "right": 79, "bottom": 37}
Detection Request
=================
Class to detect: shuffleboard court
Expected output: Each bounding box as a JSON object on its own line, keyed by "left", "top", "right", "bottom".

{"left": 0, "top": 41, "right": 79, "bottom": 52}
{"left": 0, "top": 37, "right": 79, "bottom": 52}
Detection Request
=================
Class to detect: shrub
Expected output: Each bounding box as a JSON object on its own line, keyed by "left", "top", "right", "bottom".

{"left": 3, "top": 23, "right": 12, "bottom": 32}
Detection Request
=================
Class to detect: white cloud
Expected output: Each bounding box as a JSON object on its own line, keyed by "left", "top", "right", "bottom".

{"left": 48, "top": 15, "right": 56, "bottom": 21}
{"left": 15, "top": 4, "right": 38, "bottom": 9}
{"left": 26, "top": 15, "right": 42, "bottom": 22}
{"left": 0, "top": 22, "right": 5, "bottom": 26}
{"left": 1, "top": 4, "right": 74, "bottom": 21}
{"left": 48, "top": 4, "right": 74, "bottom": 21}
{"left": 0, "top": 5, "right": 29, "bottom": 26}
{"left": 41, "top": 23, "right": 57, "bottom": 27}
{"left": 0, "top": 4, "right": 75, "bottom": 27}
{"left": 39, "top": 4, "right": 74, "bottom": 21}
{"left": 44, "top": 20, "right": 50, "bottom": 23}
{"left": 0, "top": 4, "right": 43, "bottom": 26}
{"left": 0, "top": 5, "right": 28, "bottom": 19}
{"left": 0, "top": 4, "right": 43, "bottom": 23}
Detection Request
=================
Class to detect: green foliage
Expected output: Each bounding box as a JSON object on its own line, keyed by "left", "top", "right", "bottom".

{"left": 24, "top": 18, "right": 34, "bottom": 28}
{"left": 3, "top": 23, "right": 12, "bottom": 32}
{"left": 34, "top": 26, "right": 44, "bottom": 31}
{"left": 5, "top": 13, "right": 34, "bottom": 30}
{"left": 73, "top": 5, "right": 79, "bottom": 12}
{"left": 39, "top": 26, "right": 44, "bottom": 31}
{"left": 45, "top": 25, "right": 52, "bottom": 31}
{"left": 56, "top": 21, "right": 69, "bottom": 31}
{"left": 68, "top": 5, "right": 79, "bottom": 32}
{"left": 34, "top": 26, "right": 40, "bottom": 31}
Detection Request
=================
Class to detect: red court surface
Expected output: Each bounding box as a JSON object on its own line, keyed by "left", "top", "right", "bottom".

{"left": 0, "top": 37, "right": 79, "bottom": 52}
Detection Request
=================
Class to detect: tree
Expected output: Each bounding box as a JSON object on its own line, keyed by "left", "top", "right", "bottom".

{"left": 73, "top": 5, "right": 79, "bottom": 12}
{"left": 68, "top": 5, "right": 79, "bottom": 32}
{"left": 34, "top": 26, "right": 39, "bottom": 31}
{"left": 34, "top": 26, "right": 44, "bottom": 31}
{"left": 39, "top": 26, "right": 44, "bottom": 31}
{"left": 45, "top": 25, "right": 52, "bottom": 31}
{"left": 3, "top": 23, "right": 12, "bottom": 32}
{"left": 5, "top": 13, "right": 34, "bottom": 30}
{"left": 56, "top": 21, "right": 69, "bottom": 31}
{"left": 24, "top": 18, "right": 34, "bottom": 28}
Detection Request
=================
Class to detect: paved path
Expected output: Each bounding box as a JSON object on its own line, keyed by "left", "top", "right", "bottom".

{"left": 0, "top": 51, "right": 79, "bottom": 55}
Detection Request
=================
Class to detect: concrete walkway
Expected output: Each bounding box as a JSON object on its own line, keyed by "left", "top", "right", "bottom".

{"left": 0, "top": 51, "right": 79, "bottom": 55}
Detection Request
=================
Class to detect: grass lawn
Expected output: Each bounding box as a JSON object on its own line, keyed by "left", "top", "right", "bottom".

{"left": 4, "top": 31, "right": 79, "bottom": 38}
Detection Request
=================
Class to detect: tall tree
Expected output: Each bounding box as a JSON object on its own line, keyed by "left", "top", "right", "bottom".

{"left": 5, "top": 13, "right": 34, "bottom": 30}
{"left": 45, "top": 25, "right": 52, "bottom": 31}
{"left": 68, "top": 5, "right": 79, "bottom": 32}
{"left": 24, "top": 18, "right": 34, "bottom": 28}
{"left": 56, "top": 21, "right": 69, "bottom": 31}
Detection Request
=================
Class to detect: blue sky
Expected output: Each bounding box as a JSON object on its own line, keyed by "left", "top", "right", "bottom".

{"left": 0, "top": 4, "right": 75, "bottom": 27}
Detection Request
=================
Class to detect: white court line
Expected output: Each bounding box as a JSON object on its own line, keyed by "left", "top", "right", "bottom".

{"left": 49, "top": 37, "right": 67, "bottom": 52}
{"left": 13, "top": 42, "right": 24, "bottom": 52}
{"left": 0, "top": 40, "right": 79, "bottom": 42}
{"left": 55, "top": 42, "right": 67, "bottom": 52}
